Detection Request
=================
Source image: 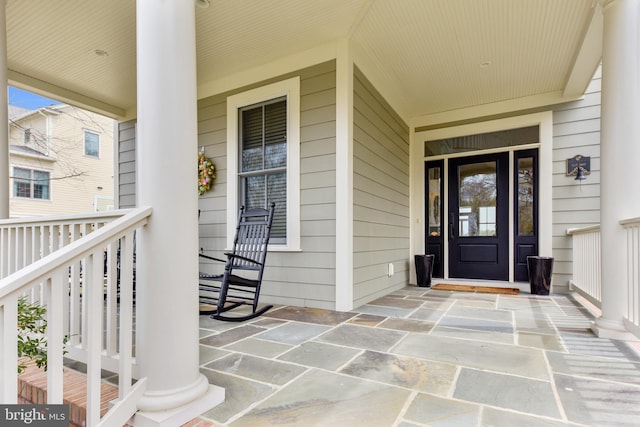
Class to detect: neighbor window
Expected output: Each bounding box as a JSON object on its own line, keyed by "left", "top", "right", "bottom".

{"left": 226, "top": 77, "right": 300, "bottom": 250}
{"left": 13, "top": 167, "right": 50, "bottom": 200}
{"left": 24, "top": 129, "right": 31, "bottom": 144}
{"left": 84, "top": 131, "right": 99, "bottom": 157}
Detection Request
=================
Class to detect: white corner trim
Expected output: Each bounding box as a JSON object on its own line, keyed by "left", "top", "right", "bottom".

{"left": 335, "top": 40, "right": 354, "bottom": 311}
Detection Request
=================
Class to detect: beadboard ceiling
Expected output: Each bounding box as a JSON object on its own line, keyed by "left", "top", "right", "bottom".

{"left": 5, "top": 0, "right": 600, "bottom": 120}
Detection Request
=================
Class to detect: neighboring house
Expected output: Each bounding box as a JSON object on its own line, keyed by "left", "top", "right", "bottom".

{"left": 8, "top": 104, "right": 115, "bottom": 217}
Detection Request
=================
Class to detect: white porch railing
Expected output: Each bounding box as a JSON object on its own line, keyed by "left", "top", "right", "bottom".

{"left": 566, "top": 225, "right": 602, "bottom": 308}
{"left": 568, "top": 219, "right": 640, "bottom": 338}
{"left": 621, "top": 217, "right": 640, "bottom": 336}
{"left": 0, "top": 210, "right": 127, "bottom": 280}
{"left": 0, "top": 207, "right": 151, "bottom": 426}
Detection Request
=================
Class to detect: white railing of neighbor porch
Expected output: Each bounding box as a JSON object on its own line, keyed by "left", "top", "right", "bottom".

{"left": 0, "top": 210, "right": 126, "bottom": 279}
{"left": 566, "top": 225, "right": 602, "bottom": 308}
{"left": 621, "top": 217, "right": 640, "bottom": 336}
{"left": 0, "top": 207, "right": 151, "bottom": 426}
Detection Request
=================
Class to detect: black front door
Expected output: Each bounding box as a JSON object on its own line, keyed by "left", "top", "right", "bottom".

{"left": 448, "top": 153, "right": 509, "bottom": 280}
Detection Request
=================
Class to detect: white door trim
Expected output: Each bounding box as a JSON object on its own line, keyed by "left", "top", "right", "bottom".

{"left": 411, "top": 111, "right": 553, "bottom": 283}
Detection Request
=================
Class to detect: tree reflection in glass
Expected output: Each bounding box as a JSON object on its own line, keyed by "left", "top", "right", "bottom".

{"left": 458, "top": 161, "right": 497, "bottom": 237}
{"left": 518, "top": 157, "right": 534, "bottom": 235}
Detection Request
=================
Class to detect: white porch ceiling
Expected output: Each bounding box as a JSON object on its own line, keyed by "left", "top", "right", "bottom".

{"left": 5, "top": 0, "right": 600, "bottom": 121}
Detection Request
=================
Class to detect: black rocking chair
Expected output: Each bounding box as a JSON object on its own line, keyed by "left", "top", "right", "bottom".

{"left": 199, "top": 203, "right": 275, "bottom": 321}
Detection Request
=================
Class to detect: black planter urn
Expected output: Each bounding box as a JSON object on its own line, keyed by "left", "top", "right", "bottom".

{"left": 527, "top": 256, "right": 554, "bottom": 295}
{"left": 415, "top": 254, "right": 435, "bottom": 288}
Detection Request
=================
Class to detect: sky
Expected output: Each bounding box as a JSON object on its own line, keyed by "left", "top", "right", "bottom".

{"left": 8, "top": 86, "right": 60, "bottom": 110}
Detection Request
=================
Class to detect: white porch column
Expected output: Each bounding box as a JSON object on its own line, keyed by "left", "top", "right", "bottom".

{"left": 595, "top": 0, "right": 640, "bottom": 339}
{"left": 335, "top": 40, "right": 354, "bottom": 311}
{"left": 135, "top": 0, "right": 223, "bottom": 423}
{"left": 0, "top": 0, "right": 9, "bottom": 219}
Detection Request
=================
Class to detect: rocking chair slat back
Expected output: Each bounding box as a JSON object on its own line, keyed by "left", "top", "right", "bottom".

{"left": 198, "top": 202, "right": 275, "bottom": 321}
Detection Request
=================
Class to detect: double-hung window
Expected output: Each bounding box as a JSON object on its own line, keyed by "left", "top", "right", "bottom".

{"left": 239, "top": 99, "right": 287, "bottom": 242}
{"left": 227, "top": 77, "right": 300, "bottom": 250}
{"left": 13, "top": 167, "right": 50, "bottom": 200}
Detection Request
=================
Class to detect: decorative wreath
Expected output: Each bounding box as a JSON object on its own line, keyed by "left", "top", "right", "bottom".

{"left": 198, "top": 147, "right": 216, "bottom": 195}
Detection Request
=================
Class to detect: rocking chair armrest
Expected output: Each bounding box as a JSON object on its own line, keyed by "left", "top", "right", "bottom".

{"left": 199, "top": 253, "right": 226, "bottom": 263}
{"left": 225, "top": 253, "right": 263, "bottom": 266}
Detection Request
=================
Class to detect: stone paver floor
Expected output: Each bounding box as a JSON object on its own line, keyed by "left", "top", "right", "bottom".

{"left": 197, "top": 287, "right": 640, "bottom": 426}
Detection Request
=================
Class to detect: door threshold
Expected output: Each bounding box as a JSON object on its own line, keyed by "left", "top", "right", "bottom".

{"left": 432, "top": 278, "right": 529, "bottom": 292}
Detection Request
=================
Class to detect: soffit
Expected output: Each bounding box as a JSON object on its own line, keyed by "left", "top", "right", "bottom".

{"left": 6, "top": 0, "right": 597, "bottom": 120}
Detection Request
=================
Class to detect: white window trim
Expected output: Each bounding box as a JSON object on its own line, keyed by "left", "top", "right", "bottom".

{"left": 84, "top": 130, "right": 100, "bottom": 158}
{"left": 11, "top": 165, "right": 51, "bottom": 200}
{"left": 226, "top": 76, "right": 301, "bottom": 251}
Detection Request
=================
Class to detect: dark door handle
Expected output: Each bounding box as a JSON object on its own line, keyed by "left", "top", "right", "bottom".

{"left": 449, "top": 214, "right": 455, "bottom": 240}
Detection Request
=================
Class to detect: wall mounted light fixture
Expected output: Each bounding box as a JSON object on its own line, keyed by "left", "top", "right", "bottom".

{"left": 567, "top": 154, "right": 590, "bottom": 181}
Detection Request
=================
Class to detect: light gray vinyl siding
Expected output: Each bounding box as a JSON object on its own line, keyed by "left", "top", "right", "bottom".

{"left": 197, "top": 61, "right": 337, "bottom": 309}
{"left": 352, "top": 66, "right": 410, "bottom": 308}
{"left": 551, "top": 66, "right": 601, "bottom": 292}
{"left": 117, "top": 120, "right": 136, "bottom": 209}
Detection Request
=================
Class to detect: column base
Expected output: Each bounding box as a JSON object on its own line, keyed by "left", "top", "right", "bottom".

{"left": 592, "top": 317, "right": 638, "bottom": 341}
{"left": 131, "top": 384, "right": 224, "bottom": 427}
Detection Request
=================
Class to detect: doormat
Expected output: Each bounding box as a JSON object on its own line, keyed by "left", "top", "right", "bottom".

{"left": 431, "top": 283, "right": 520, "bottom": 295}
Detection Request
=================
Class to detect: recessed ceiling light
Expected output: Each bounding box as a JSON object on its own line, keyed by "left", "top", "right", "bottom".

{"left": 94, "top": 49, "right": 109, "bottom": 57}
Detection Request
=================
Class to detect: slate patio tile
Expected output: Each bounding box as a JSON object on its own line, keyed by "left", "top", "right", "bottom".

{"left": 205, "top": 353, "right": 307, "bottom": 386}
{"left": 403, "top": 393, "right": 480, "bottom": 426}
{"left": 277, "top": 341, "right": 361, "bottom": 371}
{"left": 518, "top": 332, "right": 565, "bottom": 351}
{"left": 228, "top": 369, "right": 412, "bottom": 427}
{"left": 225, "top": 337, "right": 293, "bottom": 358}
{"left": 430, "top": 325, "right": 514, "bottom": 344}
{"left": 547, "top": 351, "right": 640, "bottom": 386}
{"left": 378, "top": 317, "right": 434, "bottom": 333}
{"left": 352, "top": 304, "right": 416, "bottom": 318}
{"left": 560, "top": 331, "right": 640, "bottom": 361}
{"left": 200, "top": 325, "right": 267, "bottom": 347}
{"left": 555, "top": 373, "right": 640, "bottom": 426}
{"left": 407, "top": 307, "right": 447, "bottom": 322}
{"left": 199, "top": 345, "right": 230, "bottom": 365}
{"left": 393, "top": 333, "right": 549, "bottom": 379}
{"left": 481, "top": 407, "right": 570, "bottom": 427}
{"left": 347, "top": 313, "right": 387, "bottom": 327}
{"left": 256, "top": 321, "right": 331, "bottom": 345}
{"left": 340, "top": 350, "right": 456, "bottom": 395}
{"left": 263, "top": 306, "right": 356, "bottom": 325}
{"left": 317, "top": 323, "right": 406, "bottom": 352}
{"left": 368, "top": 296, "right": 424, "bottom": 309}
{"left": 438, "top": 315, "right": 514, "bottom": 334}
{"left": 454, "top": 368, "right": 560, "bottom": 418}
{"left": 447, "top": 305, "right": 513, "bottom": 322}
{"left": 200, "top": 368, "right": 276, "bottom": 424}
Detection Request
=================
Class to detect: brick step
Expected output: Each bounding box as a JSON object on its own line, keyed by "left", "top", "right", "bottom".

{"left": 18, "top": 359, "right": 118, "bottom": 427}
{"left": 17, "top": 359, "right": 213, "bottom": 426}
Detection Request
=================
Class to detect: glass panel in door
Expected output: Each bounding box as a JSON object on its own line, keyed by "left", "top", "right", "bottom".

{"left": 425, "top": 160, "right": 444, "bottom": 277}
{"left": 514, "top": 149, "right": 538, "bottom": 282}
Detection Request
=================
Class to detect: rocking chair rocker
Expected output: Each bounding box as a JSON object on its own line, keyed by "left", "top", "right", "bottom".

{"left": 199, "top": 203, "right": 275, "bottom": 321}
